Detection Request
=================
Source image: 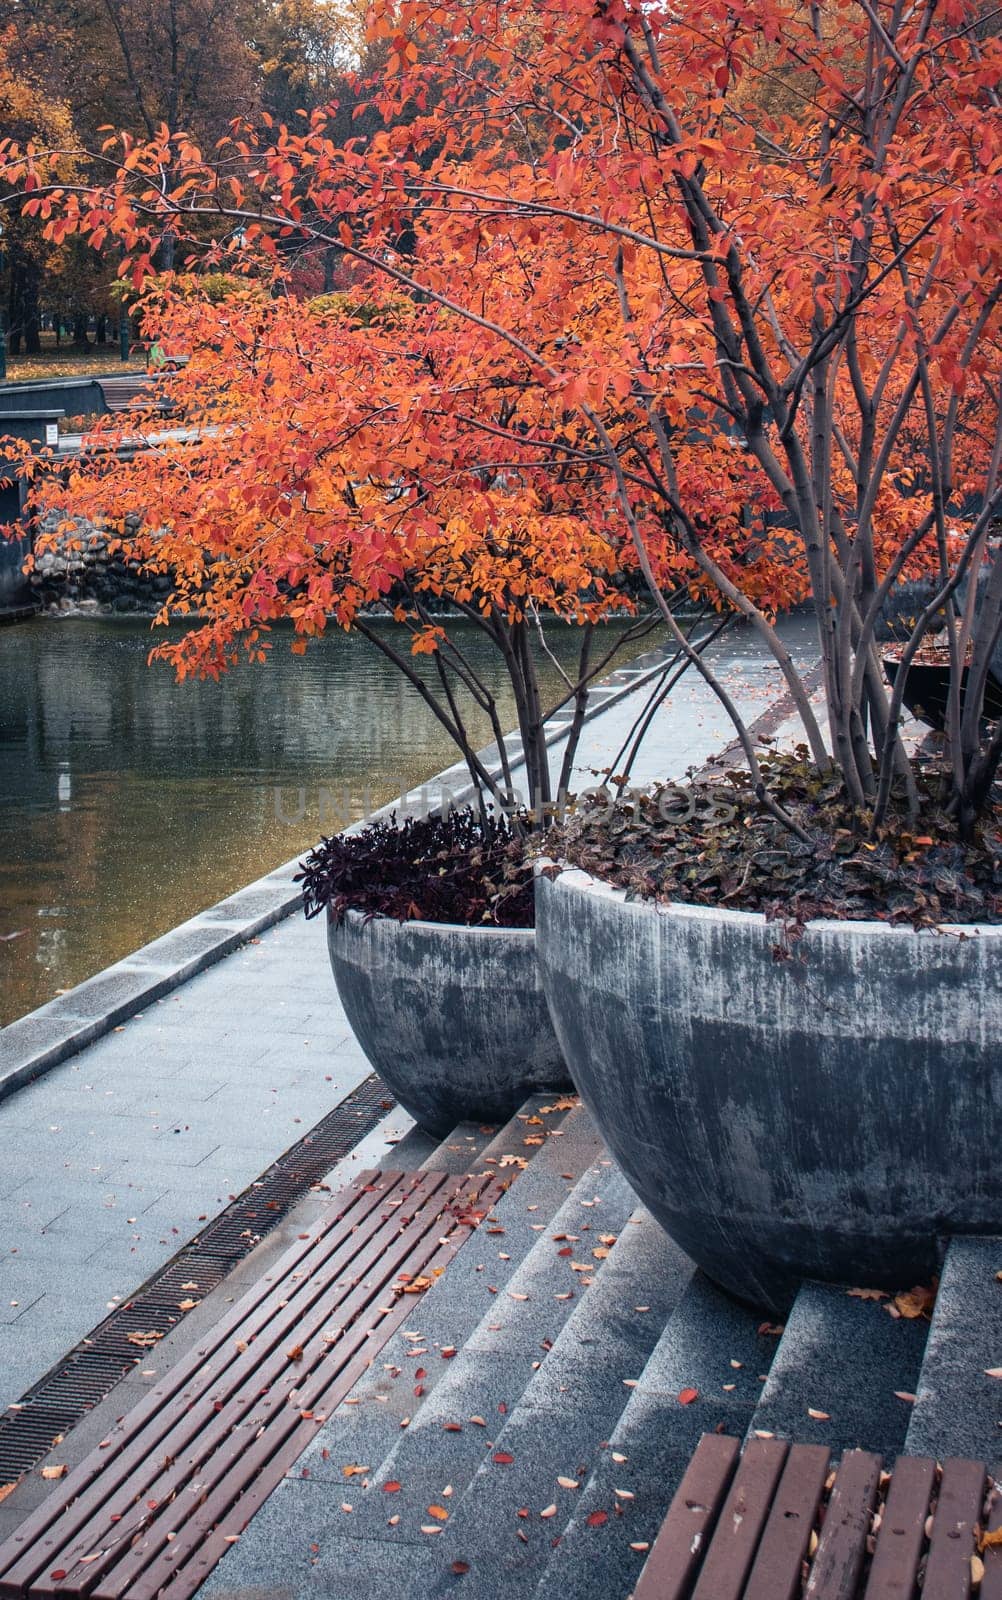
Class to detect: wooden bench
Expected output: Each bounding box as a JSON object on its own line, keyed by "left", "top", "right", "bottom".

{"left": 96, "top": 377, "right": 156, "bottom": 412}
{"left": 633, "top": 1433, "right": 1001, "bottom": 1600}
{"left": 0, "top": 1166, "right": 503, "bottom": 1600}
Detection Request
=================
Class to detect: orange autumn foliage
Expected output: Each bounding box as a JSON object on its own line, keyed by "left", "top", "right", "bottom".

{"left": 3, "top": 0, "right": 1002, "bottom": 823}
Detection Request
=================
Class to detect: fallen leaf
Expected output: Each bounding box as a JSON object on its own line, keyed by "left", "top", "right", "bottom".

{"left": 972, "top": 1555, "right": 985, "bottom": 1585}
{"left": 894, "top": 1391, "right": 917, "bottom": 1403}
{"left": 384, "top": 1481, "right": 401, "bottom": 1493}
{"left": 443, "top": 1422, "right": 462, "bottom": 1433}
{"left": 891, "top": 1286, "right": 935, "bottom": 1320}
{"left": 807, "top": 1408, "right": 830, "bottom": 1421}
{"left": 757, "top": 1322, "right": 785, "bottom": 1337}
{"left": 630, "top": 1542, "right": 650, "bottom": 1552}
{"left": 286, "top": 1345, "right": 304, "bottom": 1362}
{"left": 427, "top": 1505, "right": 449, "bottom": 1522}
{"left": 0, "top": 1485, "right": 16, "bottom": 1505}
{"left": 420, "top": 1525, "right": 444, "bottom": 1535}
{"left": 400, "top": 1277, "right": 432, "bottom": 1295}
{"left": 586, "top": 1510, "right": 608, "bottom": 1527}
{"left": 614, "top": 1489, "right": 635, "bottom": 1500}
{"left": 451, "top": 1561, "right": 470, "bottom": 1575}
{"left": 41, "top": 1466, "right": 68, "bottom": 1480}
{"left": 441, "top": 1347, "right": 457, "bottom": 1359}
{"left": 180, "top": 1281, "right": 199, "bottom": 1291}
{"left": 342, "top": 1465, "right": 370, "bottom": 1478}
{"left": 557, "top": 1476, "right": 579, "bottom": 1490}
{"left": 540, "top": 1504, "right": 558, "bottom": 1519}
{"left": 125, "top": 1331, "right": 163, "bottom": 1348}
{"left": 678, "top": 1388, "right": 699, "bottom": 1405}
{"left": 980, "top": 1527, "right": 1002, "bottom": 1552}
{"left": 493, "top": 1452, "right": 515, "bottom": 1465}
{"left": 847, "top": 1287, "right": 888, "bottom": 1301}
{"left": 508, "top": 1292, "right": 529, "bottom": 1302}
{"left": 986, "top": 1368, "right": 1002, "bottom": 1379}
{"left": 469, "top": 1416, "right": 487, "bottom": 1426}
{"left": 177, "top": 1299, "right": 198, "bottom": 1312}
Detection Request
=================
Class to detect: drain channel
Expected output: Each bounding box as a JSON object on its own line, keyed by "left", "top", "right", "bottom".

{"left": 0, "top": 1073, "right": 395, "bottom": 1485}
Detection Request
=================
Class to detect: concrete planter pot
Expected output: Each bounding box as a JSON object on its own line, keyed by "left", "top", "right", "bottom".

{"left": 536, "top": 867, "right": 1002, "bottom": 1314}
{"left": 327, "top": 907, "right": 570, "bottom": 1137}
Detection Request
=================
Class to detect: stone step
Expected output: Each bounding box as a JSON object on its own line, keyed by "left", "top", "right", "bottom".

{"left": 745, "top": 1280, "right": 929, "bottom": 1463}
{"left": 202, "top": 1096, "right": 620, "bottom": 1596}
{"left": 531, "top": 1270, "right": 781, "bottom": 1600}
{"left": 387, "top": 1206, "right": 694, "bottom": 1598}
{"left": 905, "top": 1235, "right": 1002, "bottom": 1461}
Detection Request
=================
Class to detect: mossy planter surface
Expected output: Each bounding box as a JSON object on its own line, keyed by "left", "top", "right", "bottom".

{"left": 327, "top": 907, "right": 570, "bottom": 1137}
{"left": 536, "top": 867, "right": 1002, "bottom": 1314}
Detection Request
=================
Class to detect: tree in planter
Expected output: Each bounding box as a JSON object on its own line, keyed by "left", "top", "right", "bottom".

{"left": 4, "top": 0, "right": 1001, "bottom": 840}
{"left": 5, "top": 273, "right": 712, "bottom": 823}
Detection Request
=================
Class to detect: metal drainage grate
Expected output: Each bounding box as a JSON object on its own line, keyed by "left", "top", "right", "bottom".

{"left": 0, "top": 1073, "right": 395, "bottom": 1487}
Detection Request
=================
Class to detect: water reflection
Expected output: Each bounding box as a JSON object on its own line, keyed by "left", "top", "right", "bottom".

{"left": 0, "top": 616, "right": 653, "bottom": 1023}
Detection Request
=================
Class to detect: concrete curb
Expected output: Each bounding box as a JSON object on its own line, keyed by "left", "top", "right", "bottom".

{"left": 0, "top": 634, "right": 691, "bottom": 1103}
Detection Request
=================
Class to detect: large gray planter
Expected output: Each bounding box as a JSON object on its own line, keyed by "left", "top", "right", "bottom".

{"left": 536, "top": 868, "right": 1002, "bottom": 1314}
{"left": 327, "top": 908, "right": 570, "bottom": 1137}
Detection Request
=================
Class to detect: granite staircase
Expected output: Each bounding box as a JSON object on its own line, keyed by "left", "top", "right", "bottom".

{"left": 3, "top": 1095, "right": 998, "bottom": 1600}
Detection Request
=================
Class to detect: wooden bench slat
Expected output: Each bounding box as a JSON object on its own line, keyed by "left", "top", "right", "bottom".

{"left": 742, "top": 1443, "right": 830, "bottom": 1600}
{"left": 922, "top": 1457, "right": 987, "bottom": 1600}
{"left": 863, "top": 1454, "right": 937, "bottom": 1600}
{"left": 979, "top": 1466, "right": 1002, "bottom": 1600}
{"left": 0, "top": 1169, "right": 501, "bottom": 1600}
{"left": 689, "top": 1437, "right": 788, "bottom": 1600}
{"left": 632, "top": 1432, "right": 741, "bottom": 1600}
{"left": 804, "top": 1450, "right": 882, "bottom": 1600}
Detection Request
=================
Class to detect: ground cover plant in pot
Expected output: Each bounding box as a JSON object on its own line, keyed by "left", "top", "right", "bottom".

{"left": 5, "top": 0, "right": 1002, "bottom": 1296}
{"left": 297, "top": 808, "right": 571, "bottom": 1134}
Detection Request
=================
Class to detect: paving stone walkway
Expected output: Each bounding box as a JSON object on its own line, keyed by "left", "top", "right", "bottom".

{"left": 0, "top": 613, "right": 818, "bottom": 1416}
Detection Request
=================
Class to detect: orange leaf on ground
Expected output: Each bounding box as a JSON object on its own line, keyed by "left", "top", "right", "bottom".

{"left": 586, "top": 1510, "right": 608, "bottom": 1527}
{"left": 678, "top": 1388, "right": 699, "bottom": 1405}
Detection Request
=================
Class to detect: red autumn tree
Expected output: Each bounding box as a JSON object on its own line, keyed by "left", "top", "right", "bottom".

{"left": 3, "top": 0, "right": 1001, "bottom": 829}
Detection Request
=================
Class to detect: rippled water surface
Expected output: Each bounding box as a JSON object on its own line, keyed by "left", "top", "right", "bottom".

{"left": 1, "top": 616, "right": 652, "bottom": 1024}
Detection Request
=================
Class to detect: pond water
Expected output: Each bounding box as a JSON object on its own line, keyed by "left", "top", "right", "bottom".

{"left": 0, "top": 616, "right": 653, "bottom": 1024}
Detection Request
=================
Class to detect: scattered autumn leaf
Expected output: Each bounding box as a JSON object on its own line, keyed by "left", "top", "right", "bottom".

{"left": 807, "top": 1408, "right": 830, "bottom": 1421}
{"left": 678, "top": 1388, "right": 699, "bottom": 1405}
{"left": 177, "top": 1299, "right": 198, "bottom": 1312}
{"left": 557, "top": 1476, "right": 579, "bottom": 1489}
{"left": 383, "top": 1481, "right": 401, "bottom": 1493}
{"left": 451, "top": 1561, "right": 470, "bottom": 1575}
{"left": 847, "top": 1287, "right": 888, "bottom": 1301}
{"left": 342, "top": 1465, "right": 370, "bottom": 1478}
{"left": 427, "top": 1505, "right": 449, "bottom": 1521}
{"left": 493, "top": 1452, "right": 514, "bottom": 1465}
{"left": 540, "top": 1503, "right": 558, "bottom": 1519}
{"left": 891, "top": 1286, "right": 936, "bottom": 1320}
{"left": 980, "top": 1527, "right": 1002, "bottom": 1552}
{"left": 586, "top": 1510, "right": 608, "bottom": 1527}
{"left": 40, "top": 1466, "right": 67, "bottom": 1481}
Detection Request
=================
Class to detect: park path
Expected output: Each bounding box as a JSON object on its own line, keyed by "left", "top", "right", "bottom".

{"left": 0, "top": 613, "right": 817, "bottom": 1413}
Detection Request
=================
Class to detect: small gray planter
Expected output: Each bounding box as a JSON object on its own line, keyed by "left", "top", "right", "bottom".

{"left": 327, "top": 908, "right": 570, "bottom": 1137}
{"left": 536, "top": 867, "right": 1002, "bottom": 1314}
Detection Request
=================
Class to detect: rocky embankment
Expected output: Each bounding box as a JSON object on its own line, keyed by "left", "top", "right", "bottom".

{"left": 30, "top": 511, "right": 171, "bottom": 614}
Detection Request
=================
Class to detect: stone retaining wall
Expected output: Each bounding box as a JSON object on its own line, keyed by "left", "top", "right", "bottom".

{"left": 30, "top": 510, "right": 171, "bottom": 614}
